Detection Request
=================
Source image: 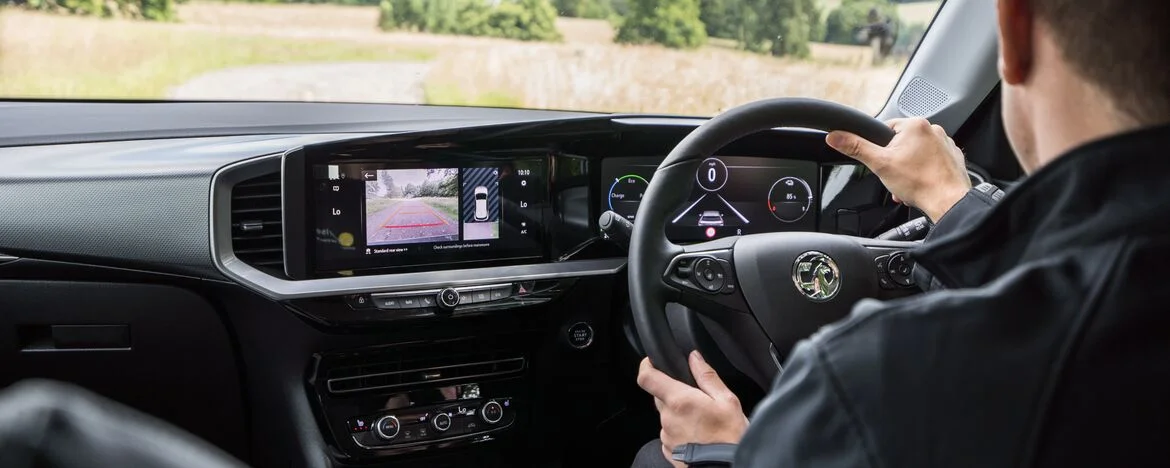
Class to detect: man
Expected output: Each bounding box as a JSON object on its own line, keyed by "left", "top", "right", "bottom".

{"left": 635, "top": 0, "right": 1170, "bottom": 466}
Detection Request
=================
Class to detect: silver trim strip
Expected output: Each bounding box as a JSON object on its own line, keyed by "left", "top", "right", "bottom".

{"left": 371, "top": 289, "right": 442, "bottom": 299}
{"left": 455, "top": 283, "right": 512, "bottom": 293}
{"left": 327, "top": 357, "right": 526, "bottom": 394}
{"left": 209, "top": 153, "right": 627, "bottom": 301}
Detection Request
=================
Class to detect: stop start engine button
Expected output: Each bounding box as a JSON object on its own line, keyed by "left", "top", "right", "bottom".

{"left": 566, "top": 322, "right": 594, "bottom": 349}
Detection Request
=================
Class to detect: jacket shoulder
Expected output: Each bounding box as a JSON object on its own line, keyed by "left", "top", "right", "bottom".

{"left": 806, "top": 251, "right": 1112, "bottom": 467}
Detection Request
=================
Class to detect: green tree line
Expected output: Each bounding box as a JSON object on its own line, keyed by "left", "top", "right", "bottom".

{"left": 378, "top": 0, "right": 561, "bottom": 41}
{"left": 5, "top": 0, "right": 920, "bottom": 60}
{"left": 614, "top": 0, "right": 905, "bottom": 56}
{"left": 2, "top": 0, "right": 178, "bottom": 20}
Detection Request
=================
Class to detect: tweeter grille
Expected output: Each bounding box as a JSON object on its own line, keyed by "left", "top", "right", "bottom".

{"left": 897, "top": 77, "right": 950, "bottom": 117}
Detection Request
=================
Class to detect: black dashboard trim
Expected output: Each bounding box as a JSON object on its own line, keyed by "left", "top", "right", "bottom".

{"left": 281, "top": 148, "right": 309, "bottom": 279}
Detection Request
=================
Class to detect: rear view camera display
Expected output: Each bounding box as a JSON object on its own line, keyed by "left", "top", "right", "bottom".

{"left": 309, "top": 158, "right": 546, "bottom": 276}
{"left": 364, "top": 168, "right": 460, "bottom": 246}
{"left": 460, "top": 167, "right": 500, "bottom": 241}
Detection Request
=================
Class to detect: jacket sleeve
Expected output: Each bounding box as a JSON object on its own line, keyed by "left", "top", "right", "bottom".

{"left": 733, "top": 340, "right": 876, "bottom": 468}
{"left": 911, "top": 184, "right": 1001, "bottom": 290}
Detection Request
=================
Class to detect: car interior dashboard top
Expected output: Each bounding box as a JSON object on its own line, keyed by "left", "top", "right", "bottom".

{"left": 0, "top": 106, "right": 919, "bottom": 468}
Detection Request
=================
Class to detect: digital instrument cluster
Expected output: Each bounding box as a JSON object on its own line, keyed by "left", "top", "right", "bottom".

{"left": 599, "top": 156, "right": 819, "bottom": 242}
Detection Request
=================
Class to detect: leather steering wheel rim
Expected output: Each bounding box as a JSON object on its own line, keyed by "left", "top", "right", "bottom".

{"left": 628, "top": 97, "right": 896, "bottom": 384}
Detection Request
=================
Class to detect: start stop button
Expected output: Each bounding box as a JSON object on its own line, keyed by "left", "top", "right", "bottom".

{"left": 566, "top": 322, "right": 594, "bottom": 349}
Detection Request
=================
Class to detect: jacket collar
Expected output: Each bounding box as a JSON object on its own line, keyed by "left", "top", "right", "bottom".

{"left": 913, "top": 123, "right": 1170, "bottom": 289}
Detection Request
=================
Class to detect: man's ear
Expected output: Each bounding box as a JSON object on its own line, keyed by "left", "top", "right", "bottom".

{"left": 997, "top": 0, "right": 1035, "bottom": 85}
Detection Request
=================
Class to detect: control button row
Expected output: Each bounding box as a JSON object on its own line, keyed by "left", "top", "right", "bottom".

{"left": 456, "top": 285, "right": 513, "bottom": 305}
{"left": 371, "top": 293, "right": 438, "bottom": 310}
{"left": 353, "top": 284, "right": 516, "bottom": 311}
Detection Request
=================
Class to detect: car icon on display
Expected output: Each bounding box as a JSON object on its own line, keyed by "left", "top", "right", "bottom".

{"left": 474, "top": 186, "right": 489, "bottom": 221}
{"left": 697, "top": 210, "right": 724, "bottom": 227}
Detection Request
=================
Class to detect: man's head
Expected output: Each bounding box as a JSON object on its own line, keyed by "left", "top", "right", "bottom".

{"left": 997, "top": 0, "right": 1170, "bottom": 172}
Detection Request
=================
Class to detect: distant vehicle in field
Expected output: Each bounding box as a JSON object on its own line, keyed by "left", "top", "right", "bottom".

{"left": 858, "top": 7, "right": 899, "bottom": 64}
{"left": 474, "top": 186, "right": 489, "bottom": 221}
{"left": 697, "top": 210, "right": 724, "bottom": 226}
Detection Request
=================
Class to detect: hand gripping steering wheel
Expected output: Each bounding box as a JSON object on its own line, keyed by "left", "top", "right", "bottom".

{"left": 629, "top": 98, "right": 920, "bottom": 385}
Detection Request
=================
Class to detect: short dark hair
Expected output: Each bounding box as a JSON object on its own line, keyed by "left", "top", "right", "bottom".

{"left": 1030, "top": 0, "right": 1170, "bottom": 124}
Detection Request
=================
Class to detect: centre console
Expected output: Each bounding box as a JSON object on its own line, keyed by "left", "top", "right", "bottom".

{"left": 309, "top": 334, "right": 535, "bottom": 461}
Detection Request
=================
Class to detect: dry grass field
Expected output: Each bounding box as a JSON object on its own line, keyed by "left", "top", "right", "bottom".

{"left": 0, "top": 1, "right": 936, "bottom": 115}
{"left": 0, "top": 7, "right": 432, "bottom": 99}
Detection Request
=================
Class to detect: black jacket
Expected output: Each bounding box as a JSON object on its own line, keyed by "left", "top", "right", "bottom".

{"left": 735, "top": 124, "right": 1170, "bottom": 467}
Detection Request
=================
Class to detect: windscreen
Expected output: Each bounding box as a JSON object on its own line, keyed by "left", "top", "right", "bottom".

{"left": 0, "top": 0, "right": 942, "bottom": 116}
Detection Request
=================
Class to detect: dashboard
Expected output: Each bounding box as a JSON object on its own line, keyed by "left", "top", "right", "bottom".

{"left": 0, "top": 106, "right": 908, "bottom": 468}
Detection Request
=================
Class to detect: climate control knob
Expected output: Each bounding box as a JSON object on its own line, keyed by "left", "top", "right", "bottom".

{"left": 481, "top": 400, "right": 503, "bottom": 424}
{"left": 373, "top": 415, "right": 400, "bottom": 440}
{"left": 432, "top": 412, "right": 452, "bottom": 432}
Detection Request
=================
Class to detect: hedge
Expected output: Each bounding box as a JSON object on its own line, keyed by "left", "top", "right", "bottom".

{"left": 614, "top": 0, "right": 706, "bottom": 49}
{"left": 379, "top": 0, "right": 561, "bottom": 42}
{"left": 4, "top": 0, "right": 176, "bottom": 20}
{"left": 823, "top": 0, "right": 900, "bottom": 45}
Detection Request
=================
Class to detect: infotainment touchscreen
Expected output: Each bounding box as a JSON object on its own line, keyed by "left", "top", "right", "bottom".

{"left": 296, "top": 157, "right": 547, "bottom": 277}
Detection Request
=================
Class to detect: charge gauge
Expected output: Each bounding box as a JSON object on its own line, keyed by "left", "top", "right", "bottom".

{"left": 767, "top": 177, "right": 812, "bottom": 222}
{"left": 607, "top": 174, "right": 649, "bottom": 221}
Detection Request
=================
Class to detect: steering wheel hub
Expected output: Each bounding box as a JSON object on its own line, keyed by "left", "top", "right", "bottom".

{"left": 792, "top": 251, "right": 841, "bottom": 302}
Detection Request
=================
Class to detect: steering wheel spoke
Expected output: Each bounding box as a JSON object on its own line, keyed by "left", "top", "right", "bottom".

{"left": 662, "top": 240, "right": 752, "bottom": 317}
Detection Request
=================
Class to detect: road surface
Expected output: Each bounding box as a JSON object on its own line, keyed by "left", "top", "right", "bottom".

{"left": 366, "top": 199, "right": 458, "bottom": 246}
{"left": 167, "top": 61, "right": 432, "bottom": 103}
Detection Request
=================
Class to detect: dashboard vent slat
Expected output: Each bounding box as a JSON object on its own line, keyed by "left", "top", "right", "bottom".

{"left": 327, "top": 358, "right": 526, "bottom": 394}
{"left": 321, "top": 337, "right": 529, "bottom": 395}
{"left": 229, "top": 173, "right": 285, "bottom": 278}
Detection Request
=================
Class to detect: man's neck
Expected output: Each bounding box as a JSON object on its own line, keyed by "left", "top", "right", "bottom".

{"left": 1027, "top": 39, "right": 1142, "bottom": 169}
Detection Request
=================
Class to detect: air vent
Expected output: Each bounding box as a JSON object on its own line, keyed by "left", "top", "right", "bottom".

{"left": 230, "top": 173, "right": 284, "bottom": 276}
{"left": 323, "top": 337, "right": 528, "bottom": 395}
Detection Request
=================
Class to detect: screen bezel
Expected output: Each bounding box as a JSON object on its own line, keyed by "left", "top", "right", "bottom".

{"left": 282, "top": 144, "right": 550, "bottom": 280}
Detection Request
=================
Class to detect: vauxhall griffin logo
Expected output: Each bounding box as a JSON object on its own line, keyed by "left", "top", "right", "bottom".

{"left": 792, "top": 251, "right": 841, "bottom": 301}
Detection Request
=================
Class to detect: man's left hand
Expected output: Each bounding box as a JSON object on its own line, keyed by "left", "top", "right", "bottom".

{"left": 637, "top": 351, "right": 748, "bottom": 466}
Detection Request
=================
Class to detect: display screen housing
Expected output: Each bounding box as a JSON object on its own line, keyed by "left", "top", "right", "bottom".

{"left": 298, "top": 153, "right": 547, "bottom": 277}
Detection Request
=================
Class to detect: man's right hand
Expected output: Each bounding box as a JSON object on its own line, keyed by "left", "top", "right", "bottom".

{"left": 826, "top": 118, "right": 971, "bottom": 223}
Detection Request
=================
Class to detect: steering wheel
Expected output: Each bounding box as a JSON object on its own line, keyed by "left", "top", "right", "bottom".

{"left": 629, "top": 98, "right": 920, "bottom": 386}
